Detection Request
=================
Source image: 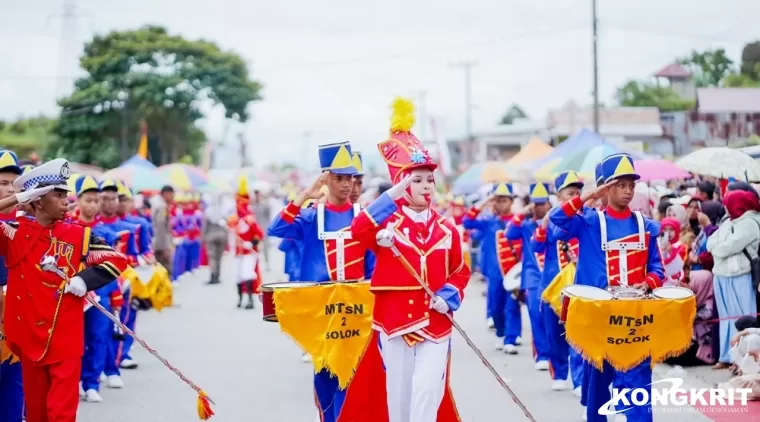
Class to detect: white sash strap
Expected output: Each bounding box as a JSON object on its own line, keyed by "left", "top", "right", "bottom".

{"left": 596, "top": 210, "right": 646, "bottom": 287}
{"left": 317, "top": 203, "right": 361, "bottom": 281}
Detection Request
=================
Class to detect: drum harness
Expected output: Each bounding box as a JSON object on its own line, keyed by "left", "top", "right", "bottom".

{"left": 595, "top": 210, "right": 646, "bottom": 287}
{"left": 317, "top": 203, "right": 361, "bottom": 281}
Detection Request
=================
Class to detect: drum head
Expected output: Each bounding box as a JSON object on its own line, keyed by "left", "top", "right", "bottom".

{"left": 652, "top": 287, "right": 694, "bottom": 300}
{"left": 502, "top": 262, "right": 522, "bottom": 291}
{"left": 261, "top": 282, "right": 317, "bottom": 291}
{"left": 613, "top": 288, "right": 645, "bottom": 299}
{"left": 563, "top": 285, "right": 613, "bottom": 300}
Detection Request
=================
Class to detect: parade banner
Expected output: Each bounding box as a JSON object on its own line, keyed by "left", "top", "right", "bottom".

{"left": 564, "top": 296, "right": 696, "bottom": 371}
{"left": 274, "top": 282, "right": 374, "bottom": 388}
{"left": 541, "top": 263, "right": 576, "bottom": 315}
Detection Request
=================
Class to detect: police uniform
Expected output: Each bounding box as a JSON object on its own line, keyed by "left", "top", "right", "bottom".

{"left": 0, "top": 150, "right": 24, "bottom": 422}
{"left": 531, "top": 171, "right": 584, "bottom": 392}
{"left": 549, "top": 154, "right": 664, "bottom": 422}
{"left": 267, "top": 141, "right": 375, "bottom": 422}
{"left": 505, "top": 183, "right": 550, "bottom": 369}
{"left": 462, "top": 183, "right": 523, "bottom": 352}
{"left": 2, "top": 159, "right": 128, "bottom": 422}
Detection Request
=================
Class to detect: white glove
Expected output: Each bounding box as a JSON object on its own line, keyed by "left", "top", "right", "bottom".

{"left": 386, "top": 176, "right": 412, "bottom": 200}
{"left": 15, "top": 186, "right": 55, "bottom": 204}
{"left": 430, "top": 296, "right": 450, "bottom": 314}
{"left": 172, "top": 237, "right": 183, "bottom": 246}
{"left": 242, "top": 241, "right": 253, "bottom": 250}
{"left": 64, "top": 276, "right": 87, "bottom": 297}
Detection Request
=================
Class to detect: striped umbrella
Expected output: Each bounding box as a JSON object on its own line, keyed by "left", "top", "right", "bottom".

{"left": 533, "top": 144, "right": 644, "bottom": 181}
{"left": 102, "top": 166, "right": 166, "bottom": 192}
{"left": 157, "top": 164, "right": 209, "bottom": 191}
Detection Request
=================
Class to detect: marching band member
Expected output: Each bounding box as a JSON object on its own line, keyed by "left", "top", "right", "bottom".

{"left": 549, "top": 153, "right": 664, "bottom": 422}
{"left": 531, "top": 171, "right": 584, "bottom": 392}
{"left": 349, "top": 151, "right": 364, "bottom": 205}
{"left": 170, "top": 195, "right": 188, "bottom": 282}
{"left": 506, "top": 182, "right": 551, "bottom": 370}
{"left": 229, "top": 178, "right": 264, "bottom": 309}
{"left": 1, "top": 159, "right": 128, "bottom": 422}
{"left": 267, "top": 141, "right": 375, "bottom": 422}
{"left": 117, "top": 181, "right": 155, "bottom": 263}
{"left": 0, "top": 150, "right": 24, "bottom": 422}
{"left": 184, "top": 195, "right": 203, "bottom": 273}
{"left": 450, "top": 196, "right": 473, "bottom": 276}
{"left": 340, "top": 97, "right": 467, "bottom": 422}
{"left": 73, "top": 176, "right": 127, "bottom": 399}
{"left": 278, "top": 193, "right": 303, "bottom": 282}
{"left": 463, "top": 183, "right": 523, "bottom": 353}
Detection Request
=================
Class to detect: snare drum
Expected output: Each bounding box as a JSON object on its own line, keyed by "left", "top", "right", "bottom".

{"left": 610, "top": 287, "right": 645, "bottom": 300}
{"left": 651, "top": 286, "right": 694, "bottom": 300}
{"left": 260, "top": 282, "right": 317, "bottom": 322}
{"left": 560, "top": 285, "right": 613, "bottom": 324}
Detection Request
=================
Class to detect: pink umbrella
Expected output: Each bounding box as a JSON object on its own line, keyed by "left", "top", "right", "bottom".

{"left": 634, "top": 159, "right": 692, "bottom": 182}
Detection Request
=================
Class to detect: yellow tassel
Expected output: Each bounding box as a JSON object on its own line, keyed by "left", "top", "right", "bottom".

{"left": 196, "top": 390, "right": 215, "bottom": 420}
{"left": 390, "top": 97, "right": 416, "bottom": 132}
{"left": 237, "top": 175, "right": 248, "bottom": 198}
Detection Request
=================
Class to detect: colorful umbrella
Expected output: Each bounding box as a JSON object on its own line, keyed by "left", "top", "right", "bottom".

{"left": 633, "top": 159, "right": 692, "bottom": 182}
{"left": 533, "top": 144, "right": 644, "bottom": 181}
{"left": 158, "top": 164, "right": 209, "bottom": 191}
{"left": 452, "top": 162, "right": 513, "bottom": 195}
{"left": 102, "top": 166, "right": 165, "bottom": 192}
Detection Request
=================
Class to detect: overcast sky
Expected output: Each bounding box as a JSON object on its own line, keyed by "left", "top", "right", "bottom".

{"left": 1, "top": 0, "right": 758, "bottom": 168}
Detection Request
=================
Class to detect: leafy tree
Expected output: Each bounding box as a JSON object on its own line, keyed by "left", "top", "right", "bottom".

{"left": 677, "top": 48, "right": 734, "bottom": 87}
{"left": 722, "top": 72, "right": 760, "bottom": 87}
{"left": 740, "top": 41, "right": 760, "bottom": 80}
{"left": 49, "top": 26, "right": 262, "bottom": 168}
{"left": 615, "top": 80, "right": 694, "bottom": 111}
{"left": 499, "top": 104, "right": 528, "bottom": 125}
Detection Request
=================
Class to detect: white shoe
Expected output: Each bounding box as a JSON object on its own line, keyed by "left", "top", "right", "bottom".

{"left": 573, "top": 386, "right": 582, "bottom": 397}
{"left": 535, "top": 360, "right": 550, "bottom": 371}
{"left": 503, "top": 344, "right": 518, "bottom": 355}
{"left": 172, "top": 281, "right": 181, "bottom": 289}
{"left": 85, "top": 389, "right": 103, "bottom": 403}
{"left": 99, "top": 373, "right": 106, "bottom": 382}
{"left": 79, "top": 383, "right": 85, "bottom": 399}
{"left": 581, "top": 407, "right": 587, "bottom": 422}
{"left": 486, "top": 317, "right": 494, "bottom": 329}
{"left": 551, "top": 380, "right": 569, "bottom": 391}
{"left": 301, "top": 353, "right": 312, "bottom": 363}
{"left": 515, "top": 336, "right": 523, "bottom": 345}
{"left": 106, "top": 375, "right": 124, "bottom": 389}
{"left": 495, "top": 338, "right": 505, "bottom": 351}
{"left": 120, "top": 359, "right": 138, "bottom": 369}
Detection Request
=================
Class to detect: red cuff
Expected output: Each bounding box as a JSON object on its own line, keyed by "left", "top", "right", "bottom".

{"left": 127, "top": 256, "right": 139, "bottom": 267}
{"left": 110, "top": 292, "right": 124, "bottom": 308}
{"left": 465, "top": 207, "right": 480, "bottom": 219}
{"left": 644, "top": 273, "right": 662, "bottom": 290}
{"left": 561, "top": 196, "right": 583, "bottom": 217}
{"left": 535, "top": 227, "right": 547, "bottom": 242}
{"left": 281, "top": 201, "right": 301, "bottom": 224}
{"left": 511, "top": 215, "right": 524, "bottom": 226}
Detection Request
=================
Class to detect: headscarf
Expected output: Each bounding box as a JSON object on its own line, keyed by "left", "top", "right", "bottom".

{"left": 700, "top": 200, "right": 725, "bottom": 225}
{"left": 723, "top": 190, "right": 760, "bottom": 220}
{"left": 689, "top": 270, "right": 715, "bottom": 364}
{"left": 666, "top": 204, "right": 688, "bottom": 230}
{"left": 660, "top": 217, "right": 681, "bottom": 243}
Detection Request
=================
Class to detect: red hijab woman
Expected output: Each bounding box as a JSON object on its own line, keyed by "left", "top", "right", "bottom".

{"left": 660, "top": 217, "right": 688, "bottom": 286}
{"left": 341, "top": 98, "right": 467, "bottom": 422}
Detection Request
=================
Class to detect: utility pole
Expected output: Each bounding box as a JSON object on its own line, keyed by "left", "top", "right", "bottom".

{"left": 49, "top": 0, "right": 84, "bottom": 97}
{"left": 591, "top": 0, "right": 600, "bottom": 133}
{"left": 238, "top": 132, "right": 250, "bottom": 168}
{"left": 449, "top": 61, "right": 477, "bottom": 164}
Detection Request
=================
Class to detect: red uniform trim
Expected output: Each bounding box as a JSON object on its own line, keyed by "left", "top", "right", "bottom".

{"left": 465, "top": 206, "right": 479, "bottom": 219}
{"left": 511, "top": 214, "right": 524, "bottom": 226}
{"left": 561, "top": 196, "right": 583, "bottom": 217}
{"left": 535, "top": 226, "right": 547, "bottom": 242}
{"left": 281, "top": 201, "right": 301, "bottom": 224}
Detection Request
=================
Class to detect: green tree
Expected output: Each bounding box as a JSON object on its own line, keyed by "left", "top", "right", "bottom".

{"left": 677, "top": 48, "right": 734, "bottom": 87}
{"left": 49, "top": 26, "right": 262, "bottom": 168}
{"left": 615, "top": 80, "right": 694, "bottom": 111}
{"left": 740, "top": 41, "right": 760, "bottom": 80}
{"left": 499, "top": 104, "right": 528, "bottom": 125}
{"left": 722, "top": 72, "right": 760, "bottom": 87}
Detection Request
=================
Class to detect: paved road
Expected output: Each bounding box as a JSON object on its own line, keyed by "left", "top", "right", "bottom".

{"left": 77, "top": 249, "right": 718, "bottom": 422}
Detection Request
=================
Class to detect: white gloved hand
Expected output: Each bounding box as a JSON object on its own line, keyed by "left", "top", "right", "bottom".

{"left": 386, "top": 176, "right": 412, "bottom": 200}
{"left": 242, "top": 241, "right": 253, "bottom": 250}
{"left": 64, "top": 276, "right": 87, "bottom": 297}
{"left": 15, "top": 186, "right": 55, "bottom": 204}
{"left": 430, "top": 296, "right": 450, "bottom": 314}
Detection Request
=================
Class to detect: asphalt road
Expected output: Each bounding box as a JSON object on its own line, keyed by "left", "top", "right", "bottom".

{"left": 77, "top": 249, "right": 718, "bottom": 422}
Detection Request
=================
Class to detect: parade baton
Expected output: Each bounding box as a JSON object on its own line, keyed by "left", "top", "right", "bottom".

{"left": 375, "top": 230, "right": 537, "bottom": 422}
{"left": 40, "top": 256, "right": 215, "bottom": 420}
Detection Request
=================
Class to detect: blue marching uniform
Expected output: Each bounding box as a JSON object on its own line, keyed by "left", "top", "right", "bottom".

{"left": 531, "top": 171, "right": 585, "bottom": 389}
{"left": 462, "top": 183, "right": 522, "bottom": 348}
{"left": 171, "top": 206, "right": 188, "bottom": 281}
{"left": 505, "top": 183, "right": 551, "bottom": 365}
{"left": 267, "top": 141, "right": 375, "bottom": 422}
{"left": 279, "top": 238, "right": 302, "bottom": 281}
{"left": 549, "top": 155, "right": 664, "bottom": 422}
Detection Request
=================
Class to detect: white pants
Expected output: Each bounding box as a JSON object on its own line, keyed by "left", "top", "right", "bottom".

{"left": 730, "top": 333, "right": 760, "bottom": 375}
{"left": 236, "top": 253, "right": 258, "bottom": 283}
{"left": 378, "top": 331, "right": 450, "bottom": 422}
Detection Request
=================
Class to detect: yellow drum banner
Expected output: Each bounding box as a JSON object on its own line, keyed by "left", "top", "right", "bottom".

{"left": 274, "top": 282, "right": 374, "bottom": 389}
{"left": 564, "top": 296, "right": 696, "bottom": 371}
{"left": 541, "top": 263, "right": 575, "bottom": 315}
{"left": 146, "top": 264, "right": 173, "bottom": 311}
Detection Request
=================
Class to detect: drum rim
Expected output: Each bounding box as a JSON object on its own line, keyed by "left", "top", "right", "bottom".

{"left": 651, "top": 286, "right": 694, "bottom": 298}
{"left": 563, "top": 285, "right": 614, "bottom": 298}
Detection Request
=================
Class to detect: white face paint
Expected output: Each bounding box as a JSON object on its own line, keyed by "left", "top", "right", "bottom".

{"left": 408, "top": 168, "right": 435, "bottom": 206}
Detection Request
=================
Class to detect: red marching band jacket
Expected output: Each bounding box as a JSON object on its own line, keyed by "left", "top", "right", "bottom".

{"left": 228, "top": 212, "right": 264, "bottom": 292}
{"left": 1, "top": 218, "right": 128, "bottom": 364}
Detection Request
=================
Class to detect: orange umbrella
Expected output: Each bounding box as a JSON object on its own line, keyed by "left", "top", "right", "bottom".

{"left": 507, "top": 137, "right": 554, "bottom": 167}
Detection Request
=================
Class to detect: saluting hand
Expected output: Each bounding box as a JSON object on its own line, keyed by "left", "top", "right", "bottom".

{"left": 581, "top": 181, "right": 616, "bottom": 204}
{"left": 15, "top": 186, "right": 55, "bottom": 204}
{"left": 295, "top": 172, "right": 329, "bottom": 206}
{"left": 386, "top": 175, "right": 412, "bottom": 200}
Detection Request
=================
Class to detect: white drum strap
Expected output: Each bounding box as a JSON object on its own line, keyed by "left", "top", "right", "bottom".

{"left": 596, "top": 210, "right": 646, "bottom": 287}
{"left": 317, "top": 203, "right": 355, "bottom": 281}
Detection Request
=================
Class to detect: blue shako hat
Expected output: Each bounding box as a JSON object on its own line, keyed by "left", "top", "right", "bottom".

{"left": 75, "top": 175, "right": 101, "bottom": 197}
{"left": 491, "top": 182, "right": 514, "bottom": 197}
{"left": 599, "top": 153, "right": 640, "bottom": 184}
{"left": 318, "top": 141, "right": 357, "bottom": 175}
{"left": 594, "top": 163, "right": 604, "bottom": 185}
{"left": 529, "top": 182, "right": 551, "bottom": 204}
{"left": 0, "top": 150, "right": 22, "bottom": 175}
{"left": 555, "top": 170, "right": 584, "bottom": 191}
{"left": 351, "top": 151, "right": 364, "bottom": 176}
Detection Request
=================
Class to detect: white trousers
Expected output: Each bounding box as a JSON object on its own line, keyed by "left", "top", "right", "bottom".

{"left": 236, "top": 252, "right": 258, "bottom": 283}
{"left": 730, "top": 333, "right": 760, "bottom": 375}
{"left": 378, "top": 331, "right": 450, "bottom": 422}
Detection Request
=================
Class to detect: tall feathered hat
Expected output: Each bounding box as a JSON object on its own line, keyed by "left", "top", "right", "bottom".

{"left": 377, "top": 98, "right": 437, "bottom": 183}
{"left": 236, "top": 175, "right": 249, "bottom": 206}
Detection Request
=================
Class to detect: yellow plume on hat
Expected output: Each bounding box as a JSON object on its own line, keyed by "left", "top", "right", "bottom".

{"left": 237, "top": 176, "right": 249, "bottom": 198}
{"left": 390, "top": 97, "right": 415, "bottom": 132}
